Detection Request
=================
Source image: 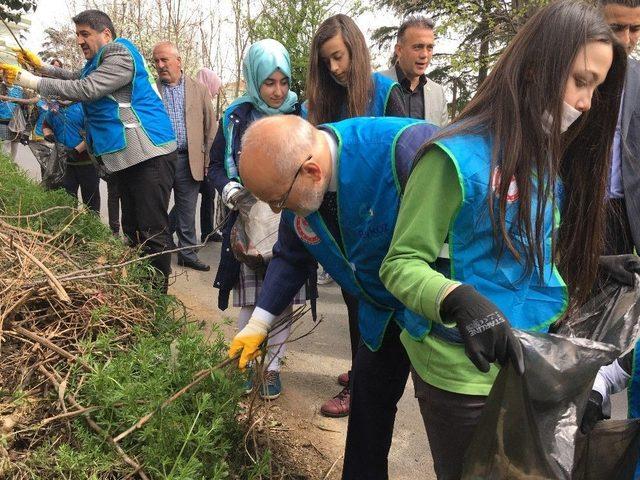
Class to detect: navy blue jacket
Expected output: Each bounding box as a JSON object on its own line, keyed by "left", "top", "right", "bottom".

{"left": 207, "top": 102, "right": 305, "bottom": 309}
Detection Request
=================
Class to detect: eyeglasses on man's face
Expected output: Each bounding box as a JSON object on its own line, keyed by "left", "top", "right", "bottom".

{"left": 270, "top": 154, "right": 313, "bottom": 210}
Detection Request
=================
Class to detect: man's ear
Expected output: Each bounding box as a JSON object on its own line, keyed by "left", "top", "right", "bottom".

{"left": 302, "top": 160, "right": 323, "bottom": 182}
{"left": 103, "top": 28, "right": 113, "bottom": 42}
{"left": 394, "top": 42, "right": 402, "bottom": 60}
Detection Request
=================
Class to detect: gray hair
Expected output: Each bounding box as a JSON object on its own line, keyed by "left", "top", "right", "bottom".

{"left": 240, "top": 115, "right": 317, "bottom": 178}
{"left": 153, "top": 41, "right": 180, "bottom": 57}
{"left": 397, "top": 15, "right": 435, "bottom": 42}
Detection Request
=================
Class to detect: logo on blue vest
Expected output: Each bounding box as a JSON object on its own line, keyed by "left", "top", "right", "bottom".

{"left": 491, "top": 167, "right": 519, "bottom": 203}
{"left": 294, "top": 216, "right": 320, "bottom": 245}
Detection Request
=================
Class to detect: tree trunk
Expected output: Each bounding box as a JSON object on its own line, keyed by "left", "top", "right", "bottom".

{"left": 477, "top": 0, "right": 490, "bottom": 87}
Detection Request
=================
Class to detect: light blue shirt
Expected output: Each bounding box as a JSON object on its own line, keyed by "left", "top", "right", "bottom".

{"left": 161, "top": 74, "right": 187, "bottom": 151}
{"left": 608, "top": 91, "right": 625, "bottom": 199}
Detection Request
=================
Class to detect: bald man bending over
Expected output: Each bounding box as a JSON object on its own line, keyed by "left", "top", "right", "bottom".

{"left": 228, "top": 114, "right": 439, "bottom": 480}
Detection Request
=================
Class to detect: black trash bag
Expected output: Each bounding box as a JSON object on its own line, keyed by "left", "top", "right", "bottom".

{"left": 29, "top": 141, "right": 66, "bottom": 190}
{"left": 461, "top": 331, "right": 620, "bottom": 479}
{"left": 573, "top": 419, "right": 640, "bottom": 480}
{"left": 462, "top": 277, "right": 640, "bottom": 479}
{"left": 556, "top": 275, "right": 640, "bottom": 354}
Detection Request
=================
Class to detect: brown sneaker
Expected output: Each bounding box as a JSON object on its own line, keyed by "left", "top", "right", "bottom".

{"left": 320, "top": 387, "right": 350, "bottom": 417}
{"left": 337, "top": 372, "right": 350, "bottom": 387}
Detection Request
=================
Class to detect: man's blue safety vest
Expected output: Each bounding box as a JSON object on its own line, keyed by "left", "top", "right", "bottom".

{"left": 282, "top": 116, "right": 438, "bottom": 350}
{"left": 45, "top": 103, "right": 84, "bottom": 149}
{"left": 417, "top": 134, "right": 568, "bottom": 341}
{"left": 300, "top": 72, "right": 396, "bottom": 120}
{"left": 80, "top": 38, "right": 175, "bottom": 156}
{"left": 0, "top": 85, "right": 23, "bottom": 120}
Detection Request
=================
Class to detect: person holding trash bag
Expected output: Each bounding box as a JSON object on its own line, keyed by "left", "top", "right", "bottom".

{"left": 208, "top": 39, "right": 311, "bottom": 400}
{"left": 379, "top": 1, "right": 627, "bottom": 478}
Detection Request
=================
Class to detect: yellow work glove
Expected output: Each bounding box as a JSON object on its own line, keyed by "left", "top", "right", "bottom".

{"left": 228, "top": 317, "right": 269, "bottom": 370}
{"left": 12, "top": 47, "right": 43, "bottom": 70}
{"left": 0, "top": 63, "right": 39, "bottom": 90}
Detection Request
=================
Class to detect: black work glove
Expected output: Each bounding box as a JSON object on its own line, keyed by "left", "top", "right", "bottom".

{"left": 598, "top": 254, "right": 640, "bottom": 286}
{"left": 580, "top": 390, "right": 604, "bottom": 434}
{"left": 44, "top": 133, "right": 55, "bottom": 143}
{"left": 440, "top": 284, "right": 525, "bottom": 375}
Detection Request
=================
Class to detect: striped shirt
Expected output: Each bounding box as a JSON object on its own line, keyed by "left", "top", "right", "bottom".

{"left": 160, "top": 74, "right": 188, "bottom": 151}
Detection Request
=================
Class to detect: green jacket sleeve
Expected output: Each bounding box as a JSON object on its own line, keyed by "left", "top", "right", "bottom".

{"left": 380, "top": 145, "right": 462, "bottom": 323}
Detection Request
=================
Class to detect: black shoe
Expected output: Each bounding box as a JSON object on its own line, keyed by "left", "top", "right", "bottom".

{"left": 177, "top": 256, "right": 210, "bottom": 271}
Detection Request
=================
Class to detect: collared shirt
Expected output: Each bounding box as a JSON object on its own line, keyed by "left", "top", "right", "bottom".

{"left": 321, "top": 130, "right": 339, "bottom": 192}
{"left": 395, "top": 64, "right": 427, "bottom": 120}
{"left": 608, "top": 90, "right": 625, "bottom": 199}
{"left": 161, "top": 73, "right": 188, "bottom": 151}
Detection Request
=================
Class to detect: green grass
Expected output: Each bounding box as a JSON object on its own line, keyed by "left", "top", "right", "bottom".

{"left": 0, "top": 156, "right": 268, "bottom": 479}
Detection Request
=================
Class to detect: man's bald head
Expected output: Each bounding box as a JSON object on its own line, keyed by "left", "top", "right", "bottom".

{"left": 152, "top": 41, "right": 182, "bottom": 85}
{"left": 240, "top": 115, "right": 331, "bottom": 216}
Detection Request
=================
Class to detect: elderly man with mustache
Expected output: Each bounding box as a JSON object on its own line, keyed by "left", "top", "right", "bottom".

{"left": 152, "top": 41, "right": 216, "bottom": 272}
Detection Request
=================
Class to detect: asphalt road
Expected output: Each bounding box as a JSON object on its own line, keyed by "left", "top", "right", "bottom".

{"left": 12, "top": 143, "right": 630, "bottom": 479}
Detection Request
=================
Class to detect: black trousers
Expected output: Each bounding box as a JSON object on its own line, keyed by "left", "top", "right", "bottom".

{"left": 413, "top": 372, "right": 487, "bottom": 480}
{"left": 62, "top": 163, "right": 100, "bottom": 213}
{"left": 342, "top": 321, "right": 411, "bottom": 480}
{"left": 341, "top": 288, "right": 360, "bottom": 363}
{"left": 106, "top": 175, "right": 121, "bottom": 234}
{"left": 115, "top": 151, "right": 176, "bottom": 285}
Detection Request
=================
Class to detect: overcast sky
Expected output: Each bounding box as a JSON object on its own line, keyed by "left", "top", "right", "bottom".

{"left": 22, "top": 0, "right": 457, "bottom": 78}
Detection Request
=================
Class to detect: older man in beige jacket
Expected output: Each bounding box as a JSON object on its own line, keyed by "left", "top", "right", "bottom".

{"left": 153, "top": 41, "right": 216, "bottom": 271}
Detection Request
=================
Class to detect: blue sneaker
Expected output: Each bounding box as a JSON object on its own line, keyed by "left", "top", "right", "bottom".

{"left": 243, "top": 367, "right": 254, "bottom": 394}
{"left": 260, "top": 370, "right": 282, "bottom": 400}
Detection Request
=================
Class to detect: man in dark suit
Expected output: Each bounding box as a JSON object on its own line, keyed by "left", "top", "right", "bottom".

{"left": 600, "top": 0, "right": 640, "bottom": 255}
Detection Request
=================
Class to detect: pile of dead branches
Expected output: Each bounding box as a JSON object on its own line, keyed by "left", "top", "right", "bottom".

{"left": 0, "top": 206, "right": 160, "bottom": 476}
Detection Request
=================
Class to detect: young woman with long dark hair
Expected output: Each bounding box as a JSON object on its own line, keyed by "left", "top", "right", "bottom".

{"left": 380, "top": 1, "right": 627, "bottom": 477}
{"left": 305, "top": 13, "right": 407, "bottom": 418}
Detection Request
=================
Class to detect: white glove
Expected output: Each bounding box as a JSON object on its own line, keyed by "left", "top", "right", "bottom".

{"left": 222, "top": 181, "right": 245, "bottom": 210}
{"left": 0, "top": 63, "right": 40, "bottom": 91}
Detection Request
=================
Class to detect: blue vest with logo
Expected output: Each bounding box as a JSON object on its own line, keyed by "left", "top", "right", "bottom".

{"left": 300, "top": 72, "right": 396, "bottom": 119}
{"left": 425, "top": 134, "right": 568, "bottom": 339}
{"left": 33, "top": 99, "right": 48, "bottom": 138}
{"left": 282, "top": 117, "right": 438, "bottom": 350}
{"left": 46, "top": 103, "right": 84, "bottom": 149}
{"left": 80, "top": 38, "right": 175, "bottom": 156}
{"left": 0, "top": 85, "right": 23, "bottom": 120}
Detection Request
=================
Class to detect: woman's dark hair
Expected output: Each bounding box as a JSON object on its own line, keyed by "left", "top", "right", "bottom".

{"left": 426, "top": 0, "right": 626, "bottom": 306}
{"left": 306, "top": 14, "right": 373, "bottom": 125}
